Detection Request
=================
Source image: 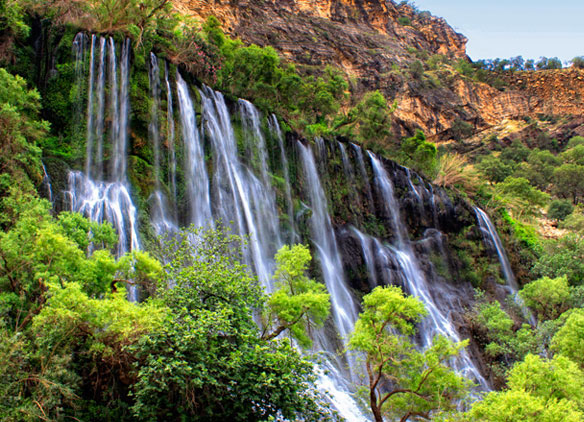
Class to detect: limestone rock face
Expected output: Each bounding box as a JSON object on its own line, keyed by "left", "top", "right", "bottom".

{"left": 174, "top": 0, "right": 584, "bottom": 140}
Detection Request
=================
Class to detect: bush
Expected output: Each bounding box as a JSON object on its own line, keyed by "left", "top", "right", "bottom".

{"left": 519, "top": 276, "right": 572, "bottom": 320}
{"left": 400, "top": 130, "right": 438, "bottom": 177}
{"left": 408, "top": 60, "right": 425, "bottom": 79}
{"left": 496, "top": 177, "right": 550, "bottom": 217}
{"left": 433, "top": 152, "right": 480, "bottom": 193}
{"left": 571, "top": 57, "right": 584, "bottom": 69}
{"left": 548, "top": 200, "right": 574, "bottom": 222}
{"left": 397, "top": 16, "right": 411, "bottom": 26}
{"left": 450, "top": 118, "right": 474, "bottom": 140}
{"left": 477, "top": 155, "right": 514, "bottom": 184}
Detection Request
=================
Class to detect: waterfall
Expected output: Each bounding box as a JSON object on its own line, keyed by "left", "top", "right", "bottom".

{"left": 352, "top": 143, "right": 374, "bottom": 208}
{"left": 112, "top": 39, "right": 131, "bottom": 182}
{"left": 474, "top": 207, "right": 535, "bottom": 325}
{"left": 72, "top": 33, "right": 87, "bottom": 132}
{"left": 298, "top": 141, "right": 367, "bottom": 421}
{"left": 474, "top": 207, "right": 517, "bottom": 291}
{"left": 298, "top": 141, "right": 358, "bottom": 343}
{"left": 66, "top": 37, "right": 140, "bottom": 301}
{"left": 164, "top": 61, "right": 177, "bottom": 207}
{"left": 94, "top": 37, "right": 106, "bottom": 180}
{"left": 269, "top": 114, "right": 297, "bottom": 243}
{"left": 147, "top": 54, "right": 176, "bottom": 236}
{"left": 369, "top": 153, "right": 489, "bottom": 389}
{"left": 176, "top": 73, "right": 213, "bottom": 228}
{"left": 65, "top": 35, "right": 518, "bottom": 420}
{"left": 84, "top": 35, "right": 95, "bottom": 176}
{"left": 199, "top": 86, "right": 281, "bottom": 290}
{"left": 41, "top": 162, "right": 53, "bottom": 204}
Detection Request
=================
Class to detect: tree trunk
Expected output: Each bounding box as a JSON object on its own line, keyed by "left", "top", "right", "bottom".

{"left": 370, "top": 388, "right": 383, "bottom": 422}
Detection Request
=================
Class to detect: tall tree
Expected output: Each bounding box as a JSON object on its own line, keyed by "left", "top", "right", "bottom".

{"left": 349, "top": 286, "right": 469, "bottom": 422}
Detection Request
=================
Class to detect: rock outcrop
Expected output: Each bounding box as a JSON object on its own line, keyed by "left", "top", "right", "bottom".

{"left": 174, "top": 0, "right": 584, "bottom": 140}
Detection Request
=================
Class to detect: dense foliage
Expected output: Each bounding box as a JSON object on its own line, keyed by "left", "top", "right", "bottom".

{"left": 349, "top": 286, "right": 469, "bottom": 422}
{"left": 0, "top": 192, "right": 330, "bottom": 420}
{"left": 1, "top": 0, "right": 584, "bottom": 421}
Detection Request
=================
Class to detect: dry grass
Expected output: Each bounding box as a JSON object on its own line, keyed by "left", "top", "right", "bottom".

{"left": 433, "top": 152, "right": 480, "bottom": 193}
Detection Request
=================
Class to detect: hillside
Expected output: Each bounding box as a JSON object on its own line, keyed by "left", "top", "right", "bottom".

{"left": 174, "top": 0, "right": 584, "bottom": 141}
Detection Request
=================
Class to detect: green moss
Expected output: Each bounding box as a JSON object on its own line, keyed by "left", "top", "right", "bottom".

{"left": 128, "top": 155, "right": 155, "bottom": 198}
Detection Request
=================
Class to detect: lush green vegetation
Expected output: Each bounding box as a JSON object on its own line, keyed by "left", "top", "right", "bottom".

{"left": 2, "top": 1, "right": 584, "bottom": 421}
{"left": 0, "top": 191, "right": 333, "bottom": 420}
{"left": 349, "top": 286, "right": 468, "bottom": 422}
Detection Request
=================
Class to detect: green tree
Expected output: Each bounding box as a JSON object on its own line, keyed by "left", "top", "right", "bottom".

{"left": 262, "top": 244, "right": 330, "bottom": 347}
{"left": 349, "top": 90, "right": 393, "bottom": 146}
{"left": 536, "top": 57, "right": 563, "bottom": 70}
{"left": 552, "top": 308, "right": 584, "bottom": 368}
{"left": 500, "top": 140, "right": 530, "bottom": 163}
{"left": 548, "top": 199, "right": 574, "bottom": 222}
{"left": 472, "top": 299, "right": 538, "bottom": 378}
{"left": 476, "top": 155, "right": 514, "bottom": 184}
{"left": 0, "top": 0, "right": 29, "bottom": 38}
{"left": 560, "top": 144, "right": 584, "bottom": 165}
{"left": 0, "top": 68, "right": 48, "bottom": 198}
{"left": 400, "top": 130, "right": 438, "bottom": 177}
{"left": 522, "top": 148, "right": 561, "bottom": 190}
{"left": 464, "top": 354, "right": 584, "bottom": 422}
{"left": 519, "top": 276, "right": 572, "bottom": 321}
{"left": 533, "top": 234, "right": 584, "bottom": 285}
{"left": 572, "top": 56, "right": 584, "bottom": 69}
{"left": 496, "top": 176, "right": 550, "bottom": 217}
{"left": 566, "top": 136, "right": 584, "bottom": 148}
{"left": 131, "top": 227, "right": 326, "bottom": 421}
{"left": 553, "top": 164, "right": 584, "bottom": 204}
{"left": 349, "top": 286, "right": 469, "bottom": 422}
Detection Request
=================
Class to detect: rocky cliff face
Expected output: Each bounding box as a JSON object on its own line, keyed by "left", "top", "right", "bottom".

{"left": 174, "top": 0, "right": 584, "bottom": 140}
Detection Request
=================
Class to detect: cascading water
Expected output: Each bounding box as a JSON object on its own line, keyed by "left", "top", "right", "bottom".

{"left": 72, "top": 32, "right": 87, "bottom": 131}
{"left": 65, "top": 35, "right": 140, "bottom": 300}
{"left": 164, "top": 61, "right": 178, "bottom": 209}
{"left": 93, "top": 37, "right": 106, "bottom": 180}
{"left": 474, "top": 207, "right": 535, "bottom": 325}
{"left": 298, "top": 142, "right": 358, "bottom": 344}
{"left": 198, "top": 85, "right": 282, "bottom": 290}
{"left": 298, "top": 141, "right": 367, "bottom": 422}
{"left": 176, "top": 73, "right": 213, "bottom": 228}
{"left": 62, "top": 33, "right": 521, "bottom": 420}
{"left": 269, "top": 114, "right": 298, "bottom": 243}
{"left": 352, "top": 143, "right": 374, "bottom": 208}
{"left": 148, "top": 54, "right": 176, "bottom": 236}
{"left": 368, "top": 153, "right": 489, "bottom": 389}
{"left": 41, "top": 162, "right": 53, "bottom": 204}
{"left": 474, "top": 207, "right": 517, "bottom": 291}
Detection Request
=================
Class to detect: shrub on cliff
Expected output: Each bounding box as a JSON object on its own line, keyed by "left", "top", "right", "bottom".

{"left": 571, "top": 56, "right": 584, "bottom": 69}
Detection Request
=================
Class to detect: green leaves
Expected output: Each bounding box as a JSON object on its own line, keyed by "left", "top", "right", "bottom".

{"left": 349, "top": 286, "right": 468, "bottom": 422}
{"left": 130, "top": 229, "right": 325, "bottom": 421}
{"left": 264, "top": 244, "right": 330, "bottom": 347}
{"left": 400, "top": 129, "right": 438, "bottom": 178}
{"left": 464, "top": 354, "right": 584, "bottom": 422}
{"left": 519, "top": 276, "right": 572, "bottom": 321}
{"left": 551, "top": 309, "right": 584, "bottom": 368}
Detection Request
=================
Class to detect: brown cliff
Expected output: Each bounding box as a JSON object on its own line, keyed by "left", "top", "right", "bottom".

{"left": 174, "top": 0, "right": 584, "bottom": 141}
